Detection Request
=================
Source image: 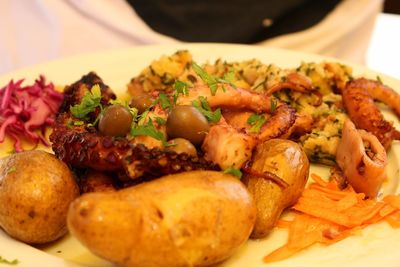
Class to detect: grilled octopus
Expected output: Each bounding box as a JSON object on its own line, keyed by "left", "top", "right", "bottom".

{"left": 342, "top": 78, "right": 400, "bottom": 150}
{"left": 50, "top": 72, "right": 219, "bottom": 182}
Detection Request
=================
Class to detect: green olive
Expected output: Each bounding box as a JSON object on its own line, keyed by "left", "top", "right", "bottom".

{"left": 98, "top": 104, "right": 133, "bottom": 137}
{"left": 129, "top": 94, "right": 154, "bottom": 114}
{"left": 166, "top": 105, "right": 209, "bottom": 145}
{"left": 167, "top": 138, "right": 197, "bottom": 157}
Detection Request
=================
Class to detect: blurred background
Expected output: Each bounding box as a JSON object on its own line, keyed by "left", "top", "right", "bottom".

{"left": 367, "top": 0, "right": 400, "bottom": 78}
{"left": 0, "top": 0, "right": 399, "bottom": 78}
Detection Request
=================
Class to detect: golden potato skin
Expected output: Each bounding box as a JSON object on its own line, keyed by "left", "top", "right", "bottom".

{"left": 0, "top": 150, "right": 80, "bottom": 244}
{"left": 243, "top": 139, "right": 309, "bottom": 239}
{"left": 68, "top": 171, "right": 256, "bottom": 267}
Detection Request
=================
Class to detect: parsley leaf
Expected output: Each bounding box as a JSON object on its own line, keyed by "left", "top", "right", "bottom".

{"left": 192, "top": 96, "right": 221, "bottom": 123}
{"left": 223, "top": 168, "right": 243, "bottom": 178}
{"left": 174, "top": 80, "right": 189, "bottom": 96}
{"left": 7, "top": 149, "right": 16, "bottom": 155}
{"left": 157, "top": 93, "right": 172, "bottom": 110}
{"left": 247, "top": 114, "right": 266, "bottom": 133}
{"left": 173, "top": 80, "right": 189, "bottom": 104}
{"left": 155, "top": 117, "right": 166, "bottom": 125}
{"left": 192, "top": 62, "right": 238, "bottom": 95}
{"left": 73, "top": 120, "right": 84, "bottom": 126}
{"left": 7, "top": 166, "right": 17, "bottom": 174}
{"left": 192, "top": 62, "right": 219, "bottom": 95}
{"left": 270, "top": 98, "right": 277, "bottom": 113}
{"left": 376, "top": 75, "right": 383, "bottom": 84}
{"left": 131, "top": 119, "right": 165, "bottom": 141}
{"left": 0, "top": 256, "right": 18, "bottom": 265}
{"left": 218, "top": 68, "right": 237, "bottom": 89}
{"left": 70, "top": 84, "right": 102, "bottom": 119}
{"left": 137, "top": 110, "right": 149, "bottom": 126}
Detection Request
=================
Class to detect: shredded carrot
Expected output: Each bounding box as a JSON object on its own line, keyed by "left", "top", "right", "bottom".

{"left": 385, "top": 210, "right": 400, "bottom": 228}
{"left": 264, "top": 174, "right": 400, "bottom": 264}
{"left": 275, "top": 219, "right": 292, "bottom": 229}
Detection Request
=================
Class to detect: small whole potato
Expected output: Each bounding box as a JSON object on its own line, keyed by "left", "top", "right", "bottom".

{"left": 68, "top": 171, "right": 256, "bottom": 267}
{"left": 243, "top": 139, "right": 309, "bottom": 239}
{"left": 0, "top": 150, "right": 80, "bottom": 244}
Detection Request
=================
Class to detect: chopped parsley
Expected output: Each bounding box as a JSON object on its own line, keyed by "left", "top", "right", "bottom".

{"left": 70, "top": 84, "right": 102, "bottom": 119}
{"left": 173, "top": 80, "right": 190, "bottom": 104}
{"left": 7, "top": 166, "right": 17, "bottom": 174}
{"left": 192, "top": 62, "right": 219, "bottom": 95}
{"left": 157, "top": 93, "right": 172, "bottom": 110}
{"left": 73, "top": 120, "right": 84, "bottom": 126}
{"left": 174, "top": 80, "right": 189, "bottom": 96}
{"left": 192, "top": 96, "right": 221, "bottom": 123}
{"left": 155, "top": 116, "right": 166, "bottom": 125}
{"left": 191, "top": 62, "right": 236, "bottom": 95}
{"left": 130, "top": 119, "right": 166, "bottom": 144}
{"left": 7, "top": 149, "right": 16, "bottom": 155}
{"left": 247, "top": 114, "right": 266, "bottom": 133}
{"left": 222, "top": 69, "right": 236, "bottom": 86}
{"left": 0, "top": 256, "right": 18, "bottom": 265}
{"left": 223, "top": 168, "right": 243, "bottom": 178}
{"left": 270, "top": 98, "right": 277, "bottom": 113}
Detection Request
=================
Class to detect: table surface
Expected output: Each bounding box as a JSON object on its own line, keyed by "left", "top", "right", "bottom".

{"left": 366, "top": 13, "right": 400, "bottom": 79}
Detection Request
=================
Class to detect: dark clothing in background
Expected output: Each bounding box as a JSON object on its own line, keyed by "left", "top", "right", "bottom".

{"left": 126, "top": 0, "right": 341, "bottom": 43}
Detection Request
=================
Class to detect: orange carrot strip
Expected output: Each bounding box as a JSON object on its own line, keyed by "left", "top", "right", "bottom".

{"left": 293, "top": 201, "right": 353, "bottom": 227}
{"left": 310, "top": 173, "right": 328, "bottom": 187}
{"left": 309, "top": 184, "right": 352, "bottom": 200}
{"left": 265, "top": 172, "right": 400, "bottom": 264}
{"left": 364, "top": 204, "right": 397, "bottom": 224}
{"left": 347, "top": 202, "right": 385, "bottom": 225}
{"left": 383, "top": 195, "right": 400, "bottom": 210}
{"left": 385, "top": 210, "right": 400, "bottom": 228}
{"left": 263, "top": 244, "right": 302, "bottom": 263}
{"left": 336, "top": 193, "right": 359, "bottom": 211}
{"left": 276, "top": 219, "right": 292, "bottom": 229}
{"left": 379, "top": 204, "right": 397, "bottom": 217}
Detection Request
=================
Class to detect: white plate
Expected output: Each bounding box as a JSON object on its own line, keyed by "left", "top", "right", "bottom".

{"left": 0, "top": 44, "right": 399, "bottom": 267}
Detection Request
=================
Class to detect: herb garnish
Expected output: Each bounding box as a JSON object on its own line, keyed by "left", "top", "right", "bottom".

{"left": 157, "top": 93, "right": 172, "bottom": 110}
{"left": 270, "top": 98, "right": 277, "bottom": 113}
{"left": 7, "top": 166, "right": 17, "bottom": 174}
{"left": 155, "top": 117, "right": 166, "bottom": 125}
{"left": 70, "top": 84, "right": 102, "bottom": 119}
{"left": 247, "top": 114, "right": 266, "bottom": 133}
{"left": 192, "top": 96, "right": 221, "bottom": 123}
{"left": 192, "top": 62, "right": 219, "bottom": 95}
{"left": 0, "top": 256, "right": 18, "bottom": 265}
{"left": 131, "top": 119, "right": 166, "bottom": 143}
{"left": 73, "top": 120, "right": 84, "bottom": 126}
{"left": 223, "top": 168, "right": 243, "bottom": 179}
{"left": 173, "top": 80, "right": 189, "bottom": 104}
{"left": 7, "top": 149, "right": 16, "bottom": 155}
{"left": 191, "top": 62, "right": 236, "bottom": 95}
{"left": 174, "top": 80, "right": 189, "bottom": 96}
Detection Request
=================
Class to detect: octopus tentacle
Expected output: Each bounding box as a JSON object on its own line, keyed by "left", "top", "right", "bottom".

{"left": 60, "top": 72, "right": 116, "bottom": 113}
{"left": 124, "top": 144, "right": 219, "bottom": 179}
{"left": 258, "top": 103, "right": 296, "bottom": 141}
{"left": 177, "top": 84, "right": 271, "bottom": 113}
{"left": 265, "top": 72, "right": 314, "bottom": 96}
{"left": 202, "top": 103, "right": 296, "bottom": 169}
{"left": 50, "top": 73, "right": 218, "bottom": 180}
{"left": 342, "top": 78, "right": 400, "bottom": 150}
{"left": 350, "top": 78, "right": 400, "bottom": 118}
{"left": 202, "top": 122, "right": 257, "bottom": 170}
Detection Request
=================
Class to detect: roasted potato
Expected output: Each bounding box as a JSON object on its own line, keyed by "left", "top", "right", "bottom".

{"left": 243, "top": 139, "right": 309, "bottom": 238}
{"left": 68, "top": 170, "right": 256, "bottom": 267}
{"left": 0, "top": 150, "right": 80, "bottom": 244}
